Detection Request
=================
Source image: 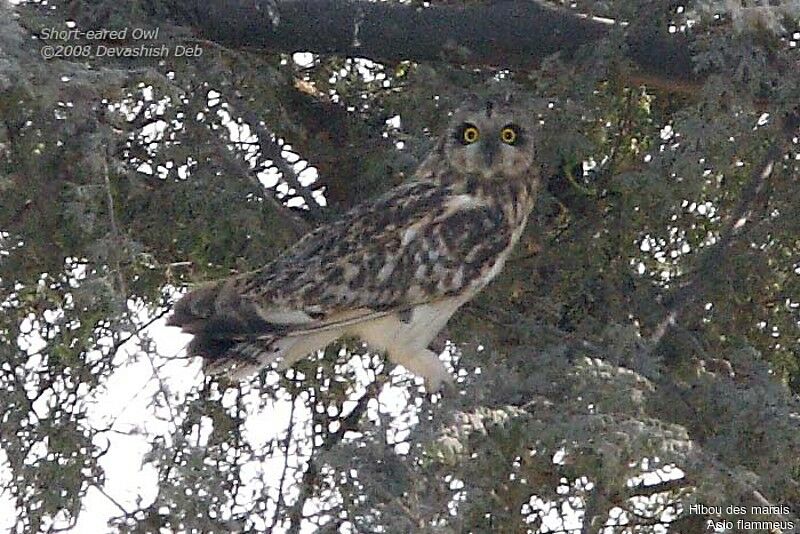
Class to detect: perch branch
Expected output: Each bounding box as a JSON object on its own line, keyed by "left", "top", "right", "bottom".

{"left": 185, "top": 0, "right": 699, "bottom": 93}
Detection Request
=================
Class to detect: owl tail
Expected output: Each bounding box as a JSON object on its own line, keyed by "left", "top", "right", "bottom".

{"left": 167, "top": 280, "right": 282, "bottom": 378}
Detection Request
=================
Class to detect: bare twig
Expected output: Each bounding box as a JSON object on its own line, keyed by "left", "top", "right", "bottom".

{"left": 271, "top": 383, "right": 299, "bottom": 531}
{"left": 90, "top": 483, "right": 130, "bottom": 517}
{"left": 102, "top": 154, "right": 128, "bottom": 297}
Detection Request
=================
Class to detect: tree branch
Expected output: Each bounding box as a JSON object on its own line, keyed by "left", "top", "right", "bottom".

{"left": 186, "top": 0, "right": 698, "bottom": 90}
{"left": 237, "top": 107, "right": 327, "bottom": 224}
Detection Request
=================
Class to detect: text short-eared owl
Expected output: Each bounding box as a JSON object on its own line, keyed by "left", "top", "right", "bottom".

{"left": 168, "top": 95, "right": 541, "bottom": 390}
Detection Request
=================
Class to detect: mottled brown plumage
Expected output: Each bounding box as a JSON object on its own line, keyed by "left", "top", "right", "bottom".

{"left": 168, "top": 96, "right": 541, "bottom": 389}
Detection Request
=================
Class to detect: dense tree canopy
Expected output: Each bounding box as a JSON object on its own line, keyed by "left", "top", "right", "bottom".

{"left": 1, "top": 1, "right": 799, "bottom": 532}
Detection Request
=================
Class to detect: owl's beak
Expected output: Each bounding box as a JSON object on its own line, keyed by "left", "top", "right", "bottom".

{"left": 482, "top": 140, "right": 499, "bottom": 168}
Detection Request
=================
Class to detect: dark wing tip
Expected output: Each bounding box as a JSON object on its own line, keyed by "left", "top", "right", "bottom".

{"left": 167, "top": 282, "right": 223, "bottom": 329}
{"left": 165, "top": 311, "right": 182, "bottom": 327}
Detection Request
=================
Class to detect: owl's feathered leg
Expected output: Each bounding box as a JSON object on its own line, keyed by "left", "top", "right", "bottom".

{"left": 349, "top": 315, "right": 454, "bottom": 390}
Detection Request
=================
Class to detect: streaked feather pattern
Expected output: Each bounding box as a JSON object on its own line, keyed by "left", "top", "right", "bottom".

{"left": 169, "top": 97, "right": 541, "bottom": 389}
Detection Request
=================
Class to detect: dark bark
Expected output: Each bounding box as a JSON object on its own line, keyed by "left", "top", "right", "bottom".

{"left": 186, "top": 0, "right": 698, "bottom": 89}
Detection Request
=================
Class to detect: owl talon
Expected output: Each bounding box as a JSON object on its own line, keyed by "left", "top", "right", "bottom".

{"left": 428, "top": 375, "right": 457, "bottom": 396}
{"left": 424, "top": 368, "right": 456, "bottom": 393}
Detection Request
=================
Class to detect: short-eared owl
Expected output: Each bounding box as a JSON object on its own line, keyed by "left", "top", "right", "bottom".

{"left": 168, "top": 95, "right": 541, "bottom": 390}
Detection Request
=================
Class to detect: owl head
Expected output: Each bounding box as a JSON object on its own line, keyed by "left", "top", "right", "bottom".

{"left": 439, "top": 95, "right": 537, "bottom": 180}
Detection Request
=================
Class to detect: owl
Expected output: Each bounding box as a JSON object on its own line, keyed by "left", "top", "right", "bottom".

{"left": 168, "top": 95, "right": 541, "bottom": 390}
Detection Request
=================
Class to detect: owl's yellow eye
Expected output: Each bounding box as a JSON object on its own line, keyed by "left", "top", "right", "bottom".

{"left": 500, "top": 125, "right": 518, "bottom": 145}
{"left": 461, "top": 124, "right": 480, "bottom": 144}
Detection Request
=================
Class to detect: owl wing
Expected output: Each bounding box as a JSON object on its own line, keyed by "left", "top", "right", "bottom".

{"left": 168, "top": 180, "right": 514, "bottom": 368}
